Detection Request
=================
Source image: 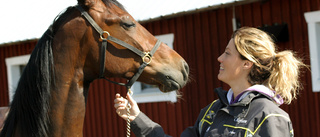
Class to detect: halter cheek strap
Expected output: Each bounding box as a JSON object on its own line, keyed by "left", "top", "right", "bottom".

{"left": 75, "top": 5, "right": 161, "bottom": 90}
{"left": 101, "top": 39, "right": 161, "bottom": 90}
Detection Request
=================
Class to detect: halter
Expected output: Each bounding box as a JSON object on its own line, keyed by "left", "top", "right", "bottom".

{"left": 75, "top": 5, "right": 161, "bottom": 90}
{"left": 75, "top": 5, "right": 161, "bottom": 137}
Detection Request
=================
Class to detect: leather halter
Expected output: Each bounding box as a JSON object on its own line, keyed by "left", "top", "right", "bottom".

{"left": 75, "top": 5, "right": 161, "bottom": 90}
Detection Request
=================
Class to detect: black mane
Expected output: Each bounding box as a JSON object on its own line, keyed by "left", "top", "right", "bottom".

{"left": 0, "top": 27, "right": 55, "bottom": 137}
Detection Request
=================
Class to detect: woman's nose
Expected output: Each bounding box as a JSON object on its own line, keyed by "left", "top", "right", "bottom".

{"left": 217, "top": 55, "right": 222, "bottom": 62}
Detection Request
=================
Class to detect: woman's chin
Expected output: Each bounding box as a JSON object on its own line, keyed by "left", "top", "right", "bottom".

{"left": 217, "top": 74, "right": 222, "bottom": 80}
{"left": 217, "top": 74, "right": 226, "bottom": 83}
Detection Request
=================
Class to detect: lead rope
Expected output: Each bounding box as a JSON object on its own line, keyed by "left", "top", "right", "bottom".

{"left": 126, "top": 89, "right": 133, "bottom": 137}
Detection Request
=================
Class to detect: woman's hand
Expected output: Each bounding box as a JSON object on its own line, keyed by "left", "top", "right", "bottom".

{"left": 114, "top": 93, "right": 140, "bottom": 122}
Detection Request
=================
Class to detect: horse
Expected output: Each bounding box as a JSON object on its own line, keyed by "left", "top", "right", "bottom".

{"left": 0, "top": 0, "right": 189, "bottom": 136}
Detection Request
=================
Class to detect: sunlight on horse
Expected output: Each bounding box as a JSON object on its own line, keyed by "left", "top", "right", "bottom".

{"left": 0, "top": 0, "right": 189, "bottom": 137}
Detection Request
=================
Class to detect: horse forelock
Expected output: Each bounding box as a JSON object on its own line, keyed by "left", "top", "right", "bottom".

{"left": 104, "top": 0, "right": 126, "bottom": 10}
{"left": 77, "top": 0, "right": 126, "bottom": 11}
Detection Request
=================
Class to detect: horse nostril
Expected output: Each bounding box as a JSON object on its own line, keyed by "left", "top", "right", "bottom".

{"left": 182, "top": 61, "right": 189, "bottom": 82}
{"left": 184, "top": 61, "right": 189, "bottom": 74}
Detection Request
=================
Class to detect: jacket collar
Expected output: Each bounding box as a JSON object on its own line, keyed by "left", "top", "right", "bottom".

{"left": 246, "top": 85, "right": 283, "bottom": 105}
{"left": 214, "top": 87, "right": 229, "bottom": 106}
{"left": 214, "top": 87, "right": 255, "bottom": 106}
{"left": 215, "top": 85, "right": 284, "bottom": 106}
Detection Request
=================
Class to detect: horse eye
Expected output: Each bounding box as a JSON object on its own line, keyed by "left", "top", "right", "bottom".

{"left": 121, "top": 22, "right": 136, "bottom": 29}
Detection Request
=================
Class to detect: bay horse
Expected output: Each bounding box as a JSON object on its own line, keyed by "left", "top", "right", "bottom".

{"left": 0, "top": 0, "right": 189, "bottom": 136}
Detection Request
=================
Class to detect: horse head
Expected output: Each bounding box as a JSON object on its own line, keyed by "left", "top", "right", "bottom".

{"left": 70, "top": 0, "right": 190, "bottom": 92}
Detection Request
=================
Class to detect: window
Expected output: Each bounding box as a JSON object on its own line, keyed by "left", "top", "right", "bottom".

{"left": 304, "top": 11, "right": 320, "bottom": 92}
{"left": 5, "top": 55, "right": 30, "bottom": 102}
{"left": 131, "top": 33, "right": 178, "bottom": 103}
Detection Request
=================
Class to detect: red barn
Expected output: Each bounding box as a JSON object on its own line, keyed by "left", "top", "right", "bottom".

{"left": 1, "top": 0, "right": 320, "bottom": 136}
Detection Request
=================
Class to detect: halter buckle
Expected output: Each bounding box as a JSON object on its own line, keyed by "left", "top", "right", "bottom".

{"left": 142, "top": 52, "right": 152, "bottom": 64}
{"left": 100, "top": 31, "right": 110, "bottom": 40}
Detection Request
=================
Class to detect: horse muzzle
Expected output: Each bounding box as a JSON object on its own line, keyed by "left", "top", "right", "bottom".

{"left": 158, "top": 60, "right": 189, "bottom": 92}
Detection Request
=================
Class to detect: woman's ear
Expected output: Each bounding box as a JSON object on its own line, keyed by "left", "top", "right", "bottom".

{"left": 243, "top": 60, "right": 253, "bottom": 70}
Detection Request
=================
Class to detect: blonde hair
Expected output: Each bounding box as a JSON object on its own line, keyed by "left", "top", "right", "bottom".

{"left": 232, "top": 27, "right": 306, "bottom": 104}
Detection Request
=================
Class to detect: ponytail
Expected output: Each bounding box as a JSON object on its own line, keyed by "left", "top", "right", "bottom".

{"left": 268, "top": 51, "right": 305, "bottom": 104}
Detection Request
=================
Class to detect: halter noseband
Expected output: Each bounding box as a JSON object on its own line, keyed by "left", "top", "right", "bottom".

{"left": 75, "top": 5, "right": 161, "bottom": 91}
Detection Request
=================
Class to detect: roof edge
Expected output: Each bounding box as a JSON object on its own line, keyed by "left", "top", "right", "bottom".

{"left": 0, "top": 38, "right": 39, "bottom": 48}
{"left": 138, "top": 0, "right": 263, "bottom": 24}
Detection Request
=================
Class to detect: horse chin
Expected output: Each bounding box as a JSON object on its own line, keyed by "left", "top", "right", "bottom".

{"left": 158, "top": 78, "right": 182, "bottom": 93}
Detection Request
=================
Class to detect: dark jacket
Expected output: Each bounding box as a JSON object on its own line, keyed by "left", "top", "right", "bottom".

{"left": 130, "top": 87, "right": 294, "bottom": 137}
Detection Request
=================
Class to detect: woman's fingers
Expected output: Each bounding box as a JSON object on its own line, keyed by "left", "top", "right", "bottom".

{"left": 114, "top": 94, "right": 129, "bottom": 120}
{"left": 126, "top": 93, "right": 136, "bottom": 106}
{"left": 114, "top": 94, "right": 127, "bottom": 110}
{"left": 114, "top": 93, "right": 140, "bottom": 121}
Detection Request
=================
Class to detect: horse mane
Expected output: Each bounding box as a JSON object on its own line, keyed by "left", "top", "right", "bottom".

{"left": 0, "top": 26, "right": 55, "bottom": 137}
{"left": 0, "top": 6, "right": 74, "bottom": 137}
{"left": 0, "top": 1, "right": 126, "bottom": 136}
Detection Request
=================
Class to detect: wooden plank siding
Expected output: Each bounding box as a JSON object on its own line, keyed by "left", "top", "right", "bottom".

{"left": 0, "top": 0, "right": 320, "bottom": 136}
{"left": 0, "top": 40, "right": 37, "bottom": 106}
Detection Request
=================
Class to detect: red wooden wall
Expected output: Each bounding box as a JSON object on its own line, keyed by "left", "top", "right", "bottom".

{"left": 0, "top": 40, "right": 37, "bottom": 106}
{"left": 1, "top": 0, "right": 320, "bottom": 136}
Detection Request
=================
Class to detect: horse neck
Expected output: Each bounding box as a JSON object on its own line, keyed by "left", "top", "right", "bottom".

{"left": 48, "top": 44, "right": 90, "bottom": 137}
{"left": 48, "top": 78, "right": 89, "bottom": 137}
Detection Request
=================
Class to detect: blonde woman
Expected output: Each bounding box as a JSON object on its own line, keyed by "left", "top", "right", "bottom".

{"left": 114, "top": 27, "right": 306, "bottom": 137}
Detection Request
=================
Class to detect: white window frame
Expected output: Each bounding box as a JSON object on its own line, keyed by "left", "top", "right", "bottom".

{"left": 5, "top": 54, "right": 30, "bottom": 102}
{"left": 304, "top": 11, "right": 320, "bottom": 92}
{"left": 131, "top": 33, "right": 178, "bottom": 103}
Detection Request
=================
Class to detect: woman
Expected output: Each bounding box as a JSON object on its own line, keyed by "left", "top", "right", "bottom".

{"left": 114, "top": 27, "right": 306, "bottom": 137}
